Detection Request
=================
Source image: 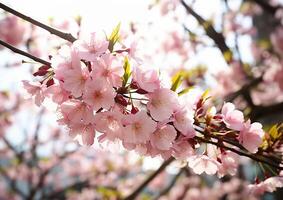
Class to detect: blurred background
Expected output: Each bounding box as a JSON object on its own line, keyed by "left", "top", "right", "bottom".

{"left": 0, "top": 0, "right": 283, "bottom": 199}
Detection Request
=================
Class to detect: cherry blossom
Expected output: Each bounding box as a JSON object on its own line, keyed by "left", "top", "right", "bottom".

{"left": 172, "top": 106, "right": 195, "bottom": 137}
{"left": 0, "top": 15, "right": 28, "bottom": 46}
{"left": 221, "top": 102, "right": 245, "bottom": 131}
{"left": 122, "top": 111, "right": 157, "bottom": 144}
{"left": 73, "top": 32, "right": 109, "bottom": 61}
{"left": 133, "top": 67, "right": 161, "bottom": 92}
{"left": 147, "top": 88, "right": 179, "bottom": 121}
{"left": 188, "top": 155, "right": 219, "bottom": 175}
{"left": 22, "top": 80, "right": 46, "bottom": 106}
{"left": 59, "top": 99, "right": 94, "bottom": 125}
{"left": 83, "top": 78, "right": 115, "bottom": 111}
{"left": 238, "top": 120, "right": 265, "bottom": 153}
{"left": 93, "top": 110, "right": 123, "bottom": 141}
{"left": 248, "top": 177, "right": 283, "bottom": 195}
{"left": 91, "top": 54, "right": 123, "bottom": 87}
{"left": 150, "top": 124, "right": 177, "bottom": 151}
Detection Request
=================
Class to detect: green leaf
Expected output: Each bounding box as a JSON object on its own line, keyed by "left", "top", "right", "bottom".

{"left": 201, "top": 89, "right": 210, "bottom": 100}
{"left": 171, "top": 71, "right": 184, "bottom": 92}
{"left": 178, "top": 87, "right": 193, "bottom": 96}
{"left": 122, "top": 56, "right": 131, "bottom": 86}
{"left": 269, "top": 124, "right": 283, "bottom": 140}
{"left": 108, "top": 22, "right": 121, "bottom": 52}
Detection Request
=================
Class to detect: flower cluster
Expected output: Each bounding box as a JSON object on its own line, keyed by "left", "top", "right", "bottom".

{"left": 0, "top": 15, "right": 28, "bottom": 47}
{"left": 23, "top": 29, "right": 270, "bottom": 178}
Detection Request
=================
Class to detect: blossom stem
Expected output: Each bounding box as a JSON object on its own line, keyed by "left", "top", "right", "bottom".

{"left": 195, "top": 136, "right": 283, "bottom": 170}
{"left": 122, "top": 94, "right": 149, "bottom": 101}
{"left": 124, "top": 157, "right": 174, "bottom": 200}
{"left": 0, "top": 3, "right": 77, "bottom": 43}
{"left": 0, "top": 39, "right": 51, "bottom": 66}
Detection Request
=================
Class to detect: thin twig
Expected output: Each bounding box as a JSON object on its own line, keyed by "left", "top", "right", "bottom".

{"left": 0, "top": 3, "right": 77, "bottom": 43}
{"left": 195, "top": 136, "right": 283, "bottom": 170}
{"left": 181, "top": 0, "right": 233, "bottom": 63}
{"left": 153, "top": 168, "right": 184, "bottom": 200}
{"left": 0, "top": 39, "right": 51, "bottom": 66}
{"left": 124, "top": 157, "right": 175, "bottom": 200}
{"left": 245, "top": 0, "right": 282, "bottom": 15}
{"left": 224, "top": 76, "right": 263, "bottom": 102}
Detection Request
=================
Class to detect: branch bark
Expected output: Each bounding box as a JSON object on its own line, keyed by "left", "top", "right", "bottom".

{"left": 246, "top": 0, "right": 282, "bottom": 15}
{"left": 251, "top": 101, "right": 283, "bottom": 121}
{"left": 195, "top": 136, "right": 283, "bottom": 170}
{"left": 153, "top": 168, "right": 184, "bottom": 200}
{"left": 224, "top": 76, "right": 263, "bottom": 102}
{"left": 124, "top": 157, "right": 175, "bottom": 200}
{"left": 0, "top": 3, "right": 77, "bottom": 43}
{"left": 181, "top": 0, "right": 233, "bottom": 63}
{"left": 0, "top": 39, "right": 51, "bottom": 66}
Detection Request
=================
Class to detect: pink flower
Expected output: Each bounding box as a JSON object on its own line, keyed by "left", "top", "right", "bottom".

{"left": 22, "top": 80, "right": 46, "bottom": 106}
{"left": 147, "top": 88, "right": 179, "bottom": 121}
{"left": 69, "top": 123, "right": 96, "bottom": 146}
{"left": 238, "top": 120, "right": 264, "bottom": 153}
{"left": 59, "top": 100, "right": 94, "bottom": 125}
{"left": 274, "top": 67, "right": 283, "bottom": 91}
{"left": 133, "top": 67, "right": 160, "bottom": 92}
{"left": 271, "top": 26, "right": 283, "bottom": 55}
{"left": 91, "top": 54, "right": 123, "bottom": 87}
{"left": 217, "top": 151, "right": 239, "bottom": 177}
{"left": 172, "top": 138, "right": 194, "bottom": 159}
{"left": 221, "top": 102, "right": 244, "bottom": 131}
{"left": 83, "top": 78, "right": 115, "bottom": 111}
{"left": 172, "top": 107, "right": 195, "bottom": 138}
{"left": 93, "top": 111, "right": 123, "bottom": 141}
{"left": 0, "top": 15, "right": 28, "bottom": 46}
{"left": 61, "top": 67, "right": 90, "bottom": 98}
{"left": 122, "top": 111, "right": 157, "bottom": 144}
{"left": 150, "top": 124, "right": 177, "bottom": 151}
{"left": 44, "top": 84, "right": 70, "bottom": 104}
{"left": 188, "top": 155, "right": 219, "bottom": 175}
{"left": 74, "top": 32, "right": 109, "bottom": 61}
{"left": 248, "top": 176, "right": 283, "bottom": 195}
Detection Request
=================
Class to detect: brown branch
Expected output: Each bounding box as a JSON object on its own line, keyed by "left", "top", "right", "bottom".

{"left": 181, "top": 0, "right": 233, "bottom": 63}
{"left": 251, "top": 101, "right": 283, "bottom": 121}
{"left": 0, "top": 168, "right": 27, "bottom": 198}
{"left": 0, "top": 3, "right": 77, "bottom": 43}
{"left": 246, "top": 0, "right": 282, "bottom": 15}
{"left": 41, "top": 180, "right": 90, "bottom": 200}
{"left": 153, "top": 168, "right": 184, "bottom": 200}
{"left": 0, "top": 39, "right": 51, "bottom": 66}
{"left": 195, "top": 136, "right": 283, "bottom": 170}
{"left": 2, "top": 137, "right": 24, "bottom": 163}
{"left": 30, "top": 109, "right": 45, "bottom": 166}
{"left": 224, "top": 76, "right": 263, "bottom": 102}
{"left": 194, "top": 125, "right": 282, "bottom": 168}
{"left": 124, "top": 157, "right": 175, "bottom": 200}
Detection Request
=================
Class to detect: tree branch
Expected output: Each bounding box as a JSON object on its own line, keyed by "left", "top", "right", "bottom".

{"left": 224, "top": 76, "right": 263, "bottom": 102}
{"left": 246, "top": 0, "right": 282, "bottom": 15}
{"left": 195, "top": 136, "right": 283, "bottom": 170}
{"left": 124, "top": 157, "right": 175, "bottom": 200}
{"left": 153, "top": 168, "right": 184, "bottom": 200}
{"left": 181, "top": 0, "right": 233, "bottom": 63}
{"left": 0, "top": 39, "right": 51, "bottom": 66}
{"left": 41, "top": 180, "right": 90, "bottom": 200}
{"left": 251, "top": 101, "right": 283, "bottom": 121}
{"left": 0, "top": 3, "right": 77, "bottom": 43}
